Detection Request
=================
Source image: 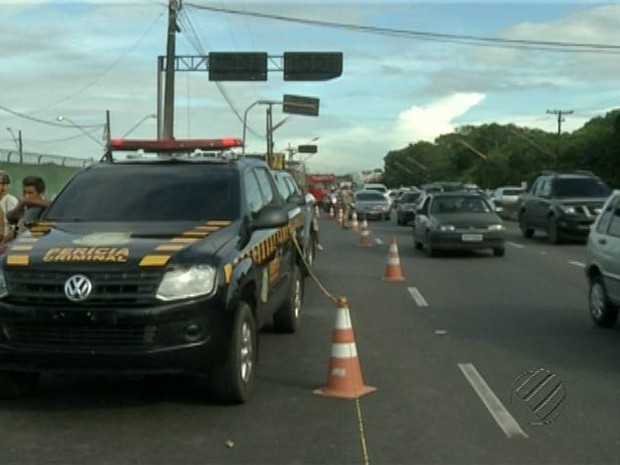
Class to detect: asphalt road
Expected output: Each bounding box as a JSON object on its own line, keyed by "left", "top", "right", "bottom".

{"left": 0, "top": 213, "right": 618, "bottom": 465}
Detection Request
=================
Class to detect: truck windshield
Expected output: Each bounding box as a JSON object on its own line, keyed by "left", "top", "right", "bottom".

{"left": 45, "top": 163, "right": 240, "bottom": 222}
{"left": 553, "top": 178, "right": 611, "bottom": 198}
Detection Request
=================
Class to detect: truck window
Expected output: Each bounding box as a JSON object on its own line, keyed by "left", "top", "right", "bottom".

{"left": 45, "top": 163, "right": 240, "bottom": 222}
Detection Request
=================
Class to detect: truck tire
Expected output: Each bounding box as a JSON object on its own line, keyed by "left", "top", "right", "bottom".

{"left": 519, "top": 213, "right": 534, "bottom": 238}
{"left": 274, "top": 265, "right": 304, "bottom": 333}
{"left": 209, "top": 302, "right": 257, "bottom": 404}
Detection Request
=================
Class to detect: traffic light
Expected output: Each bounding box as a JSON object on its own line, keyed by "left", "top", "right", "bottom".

{"left": 283, "top": 52, "right": 343, "bottom": 81}
{"left": 208, "top": 52, "right": 268, "bottom": 81}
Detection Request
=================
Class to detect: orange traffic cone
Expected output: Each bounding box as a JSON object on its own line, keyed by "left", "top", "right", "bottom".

{"left": 314, "top": 297, "right": 376, "bottom": 400}
{"left": 383, "top": 238, "right": 405, "bottom": 281}
{"left": 337, "top": 208, "right": 344, "bottom": 228}
{"left": 359, "top": 217, "right": 372, "bottom": 247}
{"left": 350, "top": 211, "right": 360, "bottom": 233}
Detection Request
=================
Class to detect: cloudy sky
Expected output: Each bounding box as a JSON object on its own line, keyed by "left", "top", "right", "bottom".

{"left": 1, "top": 0, "right": 619, "bottom": 174}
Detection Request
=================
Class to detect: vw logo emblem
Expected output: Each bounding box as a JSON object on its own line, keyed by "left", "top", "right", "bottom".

{"left": 64, "top": 274, "right": 93, "bottom": 302}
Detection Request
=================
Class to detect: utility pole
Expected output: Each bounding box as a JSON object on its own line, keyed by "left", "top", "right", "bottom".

{"left": 546, "top": 109, "right": 573, "bottom": 162}
{"left": 17, "top": 129, "right": 23, "bottom": 163}
{"left": 162, "top": 0, "right": 180, "bottom": 140}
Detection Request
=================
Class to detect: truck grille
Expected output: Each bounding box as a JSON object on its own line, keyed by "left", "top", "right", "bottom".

{"left": 3, "top": 322, "right": 156, "bottom": 349}
{"left": 4, "top": 270, "right": 164, "bottom": 306}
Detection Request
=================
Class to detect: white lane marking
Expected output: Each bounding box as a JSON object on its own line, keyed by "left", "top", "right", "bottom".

{"left": 458, "top": 363, "right": 528, "bottom": 439}
{"left": 569, "top": 260, "right": 585, "bottom": 268}
{"left": 374, "top": 238, "right": 383, "bottom": 245}
{"left": 507, "top": 241, "right": 525, "bottom": 249}
{"left": 408, "top": 287, "right": 428, "bottom": 307}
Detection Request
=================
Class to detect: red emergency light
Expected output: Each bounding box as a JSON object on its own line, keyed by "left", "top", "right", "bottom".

{"left": 109, "top": 138, "right": 243, "bottom": 152}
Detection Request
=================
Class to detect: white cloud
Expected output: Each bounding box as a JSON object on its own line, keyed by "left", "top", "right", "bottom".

{"left": 395, "top": 93, "right": 486, "bottom": 144}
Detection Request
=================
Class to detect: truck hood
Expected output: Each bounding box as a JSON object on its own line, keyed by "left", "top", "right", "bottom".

{"left": 3, "top": 220, "right": 237, "bottom": 268}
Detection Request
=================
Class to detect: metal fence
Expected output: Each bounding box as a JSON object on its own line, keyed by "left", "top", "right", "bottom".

{"left": 0, "top": 149, "right": 95, "bottom": 167}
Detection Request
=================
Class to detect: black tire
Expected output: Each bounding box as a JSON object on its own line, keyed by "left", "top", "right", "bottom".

{"left": 0, "top": 371, "right": 40, "bottom": 399}
{"left": 493, "top": 247, "right": 506, "bottom": 257}
{"left": 273, "top": 265, "right": 304, "bottom": 333}
{"left": 547, "top": 217, "right": 561, "bottom": 244}
{"left": 519, "top": 213, "right": 534, "bottom": 238}
{"left": 589, "top": 275, "right": 619, "bottom": 328}
{"left": 396, "top": 215, "right": 403, "bottom": 225}
{"left": 209, "top": 302, "right": 257, "bottom": 404}
{"left": 384, "top": 214, "right": 390, "bottom": 221}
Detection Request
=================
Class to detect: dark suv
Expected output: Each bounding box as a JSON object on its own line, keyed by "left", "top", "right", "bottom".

{"left": 0, "top": 142, "right": 306, "bottom": 404}
{"left": 518, "top": 171, "right": 611, "bottom": 243}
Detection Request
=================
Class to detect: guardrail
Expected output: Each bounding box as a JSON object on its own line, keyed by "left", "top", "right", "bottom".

{"left": 0, "top": 149, "right": 95, "bottom": 168}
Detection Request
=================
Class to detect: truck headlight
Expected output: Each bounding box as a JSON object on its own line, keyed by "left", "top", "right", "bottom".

{"left": 0, "top": 270, "right": 7, "bottom": 298}
{"left": 156, "top": 265, "right": 217, "bottom": 301}
{"left": 559, "top": 205, "right": 576, "bottom": 214}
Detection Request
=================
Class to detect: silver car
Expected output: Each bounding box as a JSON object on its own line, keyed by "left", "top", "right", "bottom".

{"left": 585, "top": 190, "right": 620, "bottom": 327}
{"left": 354, "top": 190, "right": 391, "bottom": 221}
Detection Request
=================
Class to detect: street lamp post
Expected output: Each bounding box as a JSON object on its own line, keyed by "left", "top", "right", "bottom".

{"left": 121, "top": 114, "right": 157, "bottom": 138}
{"left": 456, "top": 139, "right": 489, "bottom": 188}
{"left": 6, "top": 127, "right": 23, "bottom": 162}
{"left": 242, "top": 99, "right": 281, "bottom": 155}
{"left": 57, "top": 116, "right": 105, "bottom": 147}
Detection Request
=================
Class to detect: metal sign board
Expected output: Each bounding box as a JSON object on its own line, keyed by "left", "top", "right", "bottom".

{"left": 282, "top": 94, "right": 320, "bottom": 117}
{"left": 297, "top": 144, "right": 317, "bottom": 154}
{"left": 208, "top": 52, "right": 268, "bottom": 81}
{"left": 283, "top": 52, "right": 343, "bottom": 81}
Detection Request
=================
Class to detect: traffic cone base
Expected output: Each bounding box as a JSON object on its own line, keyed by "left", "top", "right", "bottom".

{"left": 383, "top": 238, "right": 405, "bottom": 281}
{"left": 359, "top": 229, "right": 372, "bottom": 247}
{"left": 314, "top": 298, "right": 376, "bottom": 400}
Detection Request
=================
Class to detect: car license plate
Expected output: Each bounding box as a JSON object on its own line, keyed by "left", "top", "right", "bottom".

{"left": 461, "top": 234, "right": 483, "bottom": 242}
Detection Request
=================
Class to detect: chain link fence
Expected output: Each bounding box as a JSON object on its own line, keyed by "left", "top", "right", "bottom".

{"left": 0, "top": 149, "right": 95, "bottom": 168}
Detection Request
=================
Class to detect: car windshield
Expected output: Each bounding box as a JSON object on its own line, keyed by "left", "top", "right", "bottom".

{"left": 45, "top": 163, "right": 240, "bottom": 222}
{"left": 553, "top": 178, "right": 611, "bottom": 197}
{"left": 431, "top": 196, "right": 492, "bottom": 213}
{"left": 401, "top": 192, "right": 421, "bottom": 203}
{"left": 356, "top": 192, "right": 387, "bottom": 201}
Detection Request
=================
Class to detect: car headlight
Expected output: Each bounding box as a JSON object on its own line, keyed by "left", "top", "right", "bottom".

{"left": 593, "top": 208, "right": 602, "bottom": 215}
{"left": 488, "top": 224, "right": 505, "bottom": 231}
{"left": 0, "top": 270, "right": 7, "bottom": 298}
{"left": 559, "top": 205, "right": 577, "bottom": 214}
{"left": 438, "top": 224, "right": 455, "bottom": 232}
{"left": 156, "top": 265, "right": 217, "bottom": 301}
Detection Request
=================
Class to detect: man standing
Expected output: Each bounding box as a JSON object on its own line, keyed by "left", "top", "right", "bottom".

{"left": 6, "top": 175, "right": 48, "bottom": 241}
{"left": 0, "top": 171, "right": 18, "bottom": 243}
{"left": 340, "top": 184, "right": 353, "bottom": 227}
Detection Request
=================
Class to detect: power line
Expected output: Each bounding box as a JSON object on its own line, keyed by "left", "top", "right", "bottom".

{"left": 184, "top": 3, "right": 620, "bottom": 55}
{"left": 28, "top": 7, "right": 167, "bottom": 114}
{"left": 0, "top": 105, "right": 104, "bottom": 129}
{"left": 178, "top": 8, "right": 264, "bottom": 138}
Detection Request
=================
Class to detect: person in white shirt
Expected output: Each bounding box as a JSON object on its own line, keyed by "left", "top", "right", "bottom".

{"left": 0, "top": 171, "right": 18, "bottom": 243}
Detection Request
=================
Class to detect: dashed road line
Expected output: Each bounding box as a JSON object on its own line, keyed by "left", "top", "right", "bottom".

{"left": 568, "top": 260, "right": 585, "bottom": 268}
{"left": 407, "top": 286, "right": 428, "bottom": 307}
{"left": 374, "top": 238, "right": 383, "bottom": 245}
{"left": 507, "top": 241, "right": 525, "bottom": 249}
{"left": 458, "top": 363, "right": 529, "bottom": 439}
